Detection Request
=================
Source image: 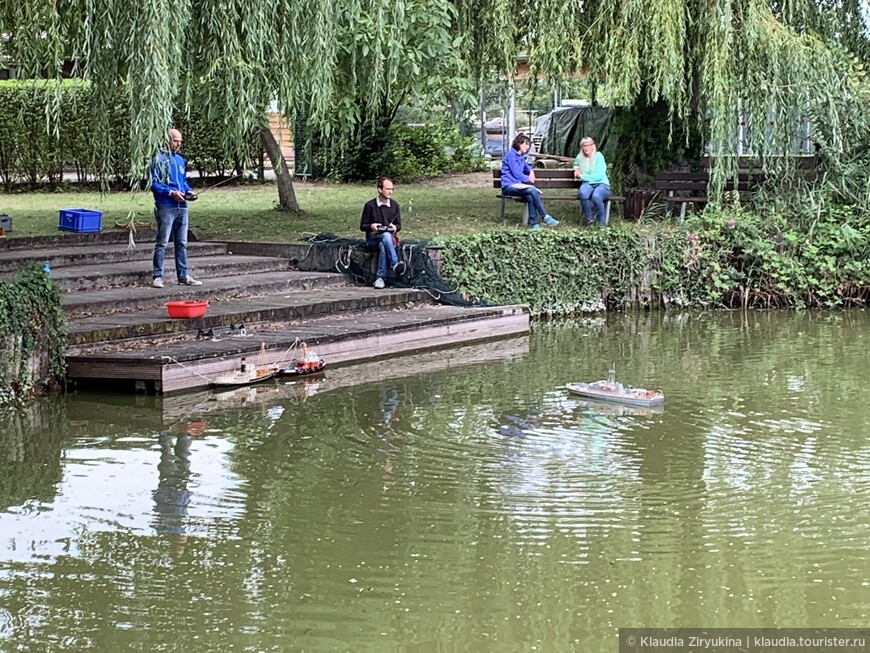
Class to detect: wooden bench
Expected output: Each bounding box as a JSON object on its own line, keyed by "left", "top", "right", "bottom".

{"left": 493, "top": 169, "right": 623, "bottom": 225}
{"left": 655, "top": 171, "right": 765, "bottom": 220}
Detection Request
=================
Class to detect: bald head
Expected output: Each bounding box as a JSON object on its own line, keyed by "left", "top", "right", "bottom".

{"left": 168, "top": 129, "right": 183, "bottom": 152}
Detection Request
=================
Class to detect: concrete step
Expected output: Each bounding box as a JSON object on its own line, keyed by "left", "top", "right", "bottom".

{"left": 0, "top": 241, "right": 228, "bottom": 273}
{"left": 62, "top": 269, "right": 354, "bottom": 318}
{"left": 47, "top": 254, "right": 293, "bottom": 292}
{"left": 0, "top": 231, "right": 132, "bottom": 251}
{"left": 66, "top": 285, "right": 432, "bottom": 345}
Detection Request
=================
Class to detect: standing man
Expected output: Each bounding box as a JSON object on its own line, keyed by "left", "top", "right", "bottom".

{"left": 150, "top": 128, "right": 201, "bottom": 288}
{"left": 360, "top": 177, "right": 405, "bottom": 289}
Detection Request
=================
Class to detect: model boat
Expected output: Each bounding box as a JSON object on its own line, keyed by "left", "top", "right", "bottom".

{"left": 212, "top": 357, "right": 279, "bottom": 387}
{"left": 278, "top": 343, "right": 325, "bottom": 377}
{"left": 566, "top": 366, "right": 664, "bottom": 407}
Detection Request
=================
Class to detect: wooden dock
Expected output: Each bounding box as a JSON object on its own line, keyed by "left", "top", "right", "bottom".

{"left": 1, "top": 232, "right": 529, "bottom": 394}
{"left": 62, "top": 335, "right": 531, "bottom": 432}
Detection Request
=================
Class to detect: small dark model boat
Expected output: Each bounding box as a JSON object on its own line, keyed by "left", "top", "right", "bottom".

{"left": 566, "top": 367, "right": 664, "bottom": 407}
{"left": 278, "top": 343, "right": 325, "bottom": 377}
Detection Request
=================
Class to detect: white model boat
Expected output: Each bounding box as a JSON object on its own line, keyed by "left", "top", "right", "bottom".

{"left": 212, "top": 358, "right": 279, "bottom": 387}
{"left": 566, "top": 367, "right": 664, "bottom": 407}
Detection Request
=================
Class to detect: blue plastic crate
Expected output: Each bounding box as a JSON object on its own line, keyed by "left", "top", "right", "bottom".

{"left": 58, "top": 208, "right": 102, "bottom": 233}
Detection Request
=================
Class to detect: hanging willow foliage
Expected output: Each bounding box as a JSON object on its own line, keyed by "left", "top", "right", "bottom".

{"left": 0, "top": 0, "right": 868, "bottom": 198}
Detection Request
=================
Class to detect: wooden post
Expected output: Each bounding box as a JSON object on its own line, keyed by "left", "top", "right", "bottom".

{"left": 507, "top": 82, "right": 517, "bottom": 144}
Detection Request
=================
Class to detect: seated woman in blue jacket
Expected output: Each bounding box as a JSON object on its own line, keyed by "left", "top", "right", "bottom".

{"left": 500, "top": 134, "right": 558, "bottom": 230}
{"left": 573, "top": 136, "right": 611, "bottom": 226}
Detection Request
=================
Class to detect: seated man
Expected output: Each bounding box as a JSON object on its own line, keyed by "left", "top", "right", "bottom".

{"left": 360, "top": 177, "right": 406, "bottom": 289}
{"left": 500, "top": 133, "right": 558, "bottom": 230}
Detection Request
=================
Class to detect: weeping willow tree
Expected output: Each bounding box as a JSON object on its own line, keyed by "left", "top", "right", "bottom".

{"left": 1, "top": 0, "right": 868, "bottom": 210}
{"left": 312, "top": 0, "right": 476, "bottom": 180}
{"left": 0, "top": 0, "right": 338, "bottom": 210}
{"left": 461, "top": 0, "right": 870, "bottom": 205}
{"left": 465, "top": 0, "right": 870, "bottom": 201}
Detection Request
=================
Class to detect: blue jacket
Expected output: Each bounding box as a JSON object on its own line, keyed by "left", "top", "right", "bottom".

{"left": 500, "top": 148, "right": 532, "bottom": 187}
{"left": 151, "top": 150, "right": 192, "bottom": 207}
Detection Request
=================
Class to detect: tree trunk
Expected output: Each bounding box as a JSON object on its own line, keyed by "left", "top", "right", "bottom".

{"left": 259, "top": 125, "right": 299, "bottom": 212}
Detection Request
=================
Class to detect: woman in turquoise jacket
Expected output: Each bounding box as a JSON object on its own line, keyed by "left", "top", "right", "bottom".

{"left": 573, "top": 136, "right": 611, "bottom": 226}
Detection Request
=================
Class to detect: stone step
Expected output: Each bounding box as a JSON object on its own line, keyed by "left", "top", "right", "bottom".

{"left": 2, "top": 235, "right": 532, "bottom": 397}
{"left": 0, "top": 231, "right": 132, "bottom": 251}
{"left": 47, "top": 254, "right": 293, "bottom": 292}
{"left": 0, "top": 241, "right": 228, "bottom": 273}
{"left": 66, "top": 286, "right": 432, "bottom": 345}
{"left": 62, "top": 269, "right": 354, "bottom": 318}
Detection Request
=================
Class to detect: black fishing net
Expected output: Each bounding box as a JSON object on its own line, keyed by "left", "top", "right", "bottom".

{"left": 301, "top": 233, "right": 482, "bottom": 307}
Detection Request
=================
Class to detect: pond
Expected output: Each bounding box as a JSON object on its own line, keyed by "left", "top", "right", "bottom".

{"left": 1, "top": 311, "right": 868, "bottom": 652}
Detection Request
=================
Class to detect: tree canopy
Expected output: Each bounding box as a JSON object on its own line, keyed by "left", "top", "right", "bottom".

{"left": 2, "top": 0, "right": 869, "bottom": 196}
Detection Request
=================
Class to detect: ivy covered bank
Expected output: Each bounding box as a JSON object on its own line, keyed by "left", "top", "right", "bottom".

{"left": 440, "top": 206, "right": 869, "bottom": 315}
{"left": 0, "top": 268, "right": 66, "bottom": 406}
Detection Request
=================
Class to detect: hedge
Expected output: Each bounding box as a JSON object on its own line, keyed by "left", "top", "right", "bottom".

{"left": 0, "top": 80, "right": 261, "bottom": 190}
{"left": 439, "top": 205, "right": 869, "bottom": 315}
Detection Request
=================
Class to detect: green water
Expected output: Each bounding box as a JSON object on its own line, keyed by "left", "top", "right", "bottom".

{"left": 1, "top": 311, "right": 868, "bottom": 652}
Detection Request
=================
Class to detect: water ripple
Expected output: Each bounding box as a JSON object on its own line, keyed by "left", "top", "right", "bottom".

{"left": 2, "top": 313, "right": 870, "bottom": 650}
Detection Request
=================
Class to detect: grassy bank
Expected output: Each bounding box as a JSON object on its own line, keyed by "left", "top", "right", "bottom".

{"left": 0, "top": 174, "right": 594, "bottom": 241}
{"left": 4, "top": 176, "right": 865, "bottom": 312}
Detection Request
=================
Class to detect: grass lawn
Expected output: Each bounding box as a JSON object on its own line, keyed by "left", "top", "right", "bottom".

{"left": 0, "top": 172, "right": 597, "bottom": 242}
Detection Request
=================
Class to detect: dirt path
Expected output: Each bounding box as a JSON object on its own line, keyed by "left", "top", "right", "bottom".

{"left": 416, "top": 171, "right": 491, "bottom": 188}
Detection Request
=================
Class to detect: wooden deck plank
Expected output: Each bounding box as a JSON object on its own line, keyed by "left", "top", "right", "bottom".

{"left": 67, "top": 305, "right": 530, "bottom": 393}
{"left": 150, "top": 335, "right": 532, "bottom": 424}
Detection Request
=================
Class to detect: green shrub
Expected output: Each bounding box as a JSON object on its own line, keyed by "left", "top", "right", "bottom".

{"left": 386, "top": 122, "right": 486, "bottom": 180}
{"left": 316, "top": 121, "right": 486, "bottom": 182}
{"left": 0, "top": 267, "right": 66, "bottom": 406}
{"left": 438, "top": 204, "right": 869, "bottom": 315}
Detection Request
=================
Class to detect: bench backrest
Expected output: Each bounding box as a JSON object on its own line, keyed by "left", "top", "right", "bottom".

{"left": 654, "top": 171, "right": 765, "bottom": 192}
{"left": 492, "top": 168, "right": 578, "bottom": 189}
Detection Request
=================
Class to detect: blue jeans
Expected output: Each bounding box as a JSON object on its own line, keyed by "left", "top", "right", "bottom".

{"left": 578, "top": 183, "right": 611, "bottom": 225}
{"left": 502, "top": 184, "right": 548, "bottom": 226}
{"left": 366, "top": 231, "right": 398, "bottom": 279}
{"left": 153, "top": 206, "right": 190, "bottom": 280}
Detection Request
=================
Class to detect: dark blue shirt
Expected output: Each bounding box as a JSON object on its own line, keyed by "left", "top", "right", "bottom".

{"left": 150, "top": 150, "right": 192, "bottom": 207}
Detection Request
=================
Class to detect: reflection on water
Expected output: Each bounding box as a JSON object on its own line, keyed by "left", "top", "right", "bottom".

{"left": 1, "top": 315, "right": 869, "bottom": 651}
{"left": 152, "top": 434, "right": 193, "bottom": 555}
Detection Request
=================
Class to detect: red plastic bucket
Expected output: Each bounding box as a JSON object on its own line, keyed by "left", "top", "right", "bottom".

{"left": 166, "top": 300, "right": 208, "bottom": 318}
